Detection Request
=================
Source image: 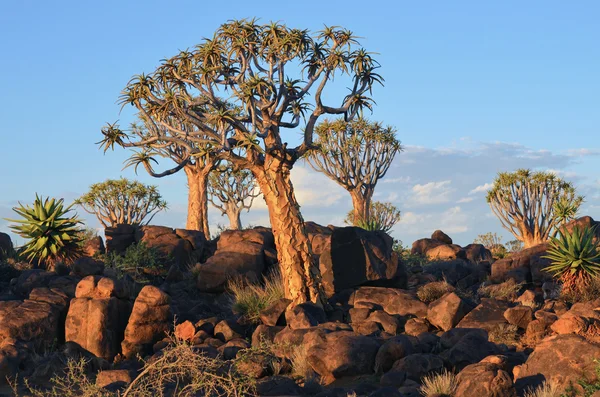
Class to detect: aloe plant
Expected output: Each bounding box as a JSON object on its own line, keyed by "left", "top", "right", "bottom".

{"left": 6, "top": 195, "right": 83, "bottom": 267}
{"left": 544, "top": 225, "right": 600, "bottom": 292}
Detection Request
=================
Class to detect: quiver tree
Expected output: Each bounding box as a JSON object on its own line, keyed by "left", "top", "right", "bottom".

{"left": 344, "top": 201, "right": 401, "bottom": 234}
{"left": 307, "top": 118, "right": 402, "bottom": 223}
{"left": 76, "top": 178, "right": 167, "bottom": 228}
{"left": 486, "top": 169, "right": 584, "bottom": 248}
{"left": 114, "top": 117, "right": 218, "bottom": 238}
{"left": 98, "top": 20, "right": 383, "bottom": 305}
{"left": 208, "top": 164, "right": 259, "bottom": 230}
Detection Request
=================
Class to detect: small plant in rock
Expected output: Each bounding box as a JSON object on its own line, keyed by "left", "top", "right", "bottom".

{"left": 102, "top": 242, "right": 168, "bottom": 282}
{"left": 344, "top": 201, "right": 402, "bottom": 233}
{"left": 290, "top": 343, "right": 315, "bottom": 380}
{"left": 6, "top": 195, "right": 83, "bottom": 267}
{"left": 524, "top": 381, "right": 562, "bottom": 397}
{"left": 417, "top": 281, "right": 455, "bottom": 303}
{"left": 478, "top": 279, "right": 523, "bottom": 301}
{"left": 474, "top": 232, "right": 507, "bottom": 258}
{"left": 544, "top": 225, "right": 600, "bottom": 297}
{"left": 228, "top": 268, "right": 285, "bottom": 323}
{"left": 488, "top": 323, "right": 520, "bottom": 346}
{"left": 420, "top": 369, "right": 458, "bottom": 397}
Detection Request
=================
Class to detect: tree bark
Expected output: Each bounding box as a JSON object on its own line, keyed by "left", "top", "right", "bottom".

{"left": 185, "top": 167, "right": 211, "bottom": 239}
{"left": 226, "top": 205, "right": 242, "bottom": 230}
{"left": 350, "top": 189, "right": 373, "bottom": 225}
{"left": 516, "top": 220, "right": 543, "bottom": 248}
{"left": 254, "top": 163, "right": 327, "bottom": 307}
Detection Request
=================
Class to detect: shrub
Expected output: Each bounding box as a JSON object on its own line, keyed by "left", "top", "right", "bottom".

{"left": 474, "top": 232, "right": 507, "bottom": 258}
{"left": 420, "top": 369, "right": 458, "bottom": 397}
{"left": 506, "top": 239, "right": 524, "bottom": 254}
{"left": 488, "top": 323, "right": 520, "bottom": 346}
{"left": 478, "top": 279, "right": 523, "bottom": 301}
{"left": 102, "top": 242, "right": 169, "bottom": 282}
{"left": 228, "top": 268, "right": 285, "bottom": 323}
{"left": 523, "top": 381, "right": 562, "bottom": 397}
{"left": 6, "top": 195, "right": 82, "bottom": 267}
{"left": 290, "top": 343, "right": 314, "bottom": 380}
{"left": 76, "top": 178, "right": 167, "bottom": 228}
{"left": 344, "top": 201, "right": 401, "bottom": 234}
{"left": 417, "top": 281, "right": 455, "bottom": 303}
{"left": 544, "top": 225, "right": 600, "bottom": 296}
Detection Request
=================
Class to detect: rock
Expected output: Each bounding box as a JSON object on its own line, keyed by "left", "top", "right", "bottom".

{"left": 307, "top": 332, "right": 381, "bottom": 383}
{"left": 83, "top": 236, "right": 105, "bottom": 257}
{"left": 256, "top": 376, "right": 303, "bottom": 396}
{"left": 440, "top": 330, "right": 500, "bottom": 370}
{"left": 440, "top": 328, "right": 489, "bottom": 349}
{"left": 353, "top": 287, "right": 427, "bottom": 318}
{"left": 504, "top": 305, "right": 534, "bottom": 329}
{"left": 214, "top": 319, "right": 245, "bottom": 342}
{"left": 374, "top": 335, "right": 414, "bottom": 373}
{"left": 491, "top": 243, "right": 551, "bottom": 285}
{"left": 411, "top": 238, "right": 444, "bottom": 256}
{"left": 218, "top": 338, "right": 250, "bottom": 360}
{"left": 391, "top": 353, "right": 444, "bottom": 382}
{"left": 457, "top": 298, "right": 510, "bottom": 332}
{"left": 425, "top": 244, "right": 466, "bottom": 261}
{"left": 516, "top": 290, "right": 542, "bottom": 307}
{"left": 352, "top": 321, "right": 382, "bottom": 336}
{"left": 516, "top": 334, "right": 600, "bottom": 393}
{"left": 0, "top": 233, "right": 12, "bottom": 261}
{"left": 542, "top": 282, "right": 561, "bottom": 300}
{"left": 380, "top": 368, "right": 408, "bottom": 388}
{"left": 432, "top": 230, "right": 453, "bottom": 244}
{"left": 217, "top": 227, "right": 275, "bottom": 250}
{"left": 427, "top": 292, "right": 472, "bottom": 331}
{"left": 366, "top": 310, "right": 401, "bottom": 335}
{"left": 260, "top": 298, "right": 291, "bottom": 326}
{"left": 404, "top": 318, "right": 430, "bottom": 336}
{"left": 319, "top": 227, "right": 407, "bottom": 298}
{"left": 550, "top": 313, "right": 590, "bottom": 335}
{"left": 286, "top": 303, "right": 327, "bottom": 329}
{"left": 72, "top": 256, "right": 105, "bottom": 277}
{"left": 196, "top": 242, "right": 265, "bottom": 292}
{"left": 121, "top": 286, "right": 171, "bottom": 359}
{"left": 423, "top": 259, "right": 486, "bottom": 288}
{"left": 104, "top": 224, "right": 136, "bottom": 254}
{"left": 455, "top": 358, "right": 517, "bottom": 397}
{"left": 252, "top": 325, "right": 283, "bottom": 347}
{"left": 174, "top": 320, "right": 196, "bottom": 341}
{"left": 65, "top": 278, "right": 131, "bottom": 360}
{"left": 464, "top": 244, "right": 493, "bottom": 263}
{"left": 96, "top": 369, "right": 132, "bottom": 391}
{"left": 136, "top": 225, "right": 193, "bottom": 265}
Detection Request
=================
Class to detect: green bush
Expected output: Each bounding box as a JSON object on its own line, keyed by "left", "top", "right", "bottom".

{"left": 544, "top": 225, "right": 600, "bottom": 295}
{"left": 102, "top": 242, "right": 169, "bottom": 282}
{"left": 6, "top": 195, "right": 82, "bottom": 267}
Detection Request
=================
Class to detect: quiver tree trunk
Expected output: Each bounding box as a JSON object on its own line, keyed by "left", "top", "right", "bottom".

{"left": 185, "top": 167, "right": 211, "bottom": 239}
{"left": 225, "top": 204, "right": 242, "bottom": 230}
{"left": 254, "top": 162, "right": 327, "bottom": 307}
{"left": 517, "top": 220, "right": 543, "bottom": 248}
{"left": 350, "top": 188, "right": 374, "bottom": 224}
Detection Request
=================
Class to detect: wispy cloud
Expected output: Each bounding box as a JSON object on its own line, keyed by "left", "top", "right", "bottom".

{"left": 469, "top": 183, "right": 493, "bottom": 195}
{"left": 410, "top": 180, "right": 454, "bottom": 205}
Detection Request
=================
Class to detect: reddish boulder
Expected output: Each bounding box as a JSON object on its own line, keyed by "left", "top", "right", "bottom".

{"left": 504, "top": 305, "right": 534, "bottom": 329}
{"left": 455, "top": 357, "right": 517, "bottom": 397}
{"left": 353, "top": 286, "right": 427, "bottom": 318}
{"left": 427, "top": 292, "right": 472, "bottom": 331}
{"left": 457, "top": 298, "right": 510, "bottom": 332}
{"left": 432, "top": 230, "right": 453, "bottom": 245}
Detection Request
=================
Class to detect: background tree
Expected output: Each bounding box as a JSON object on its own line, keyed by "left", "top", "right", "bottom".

{"left": 208, "top": 164, "right": 260, "bottom": 230}
{"left": 116, "top": 116, "right": 217, "bottom": 238}
{"left": 308, "top": 118, "right": 401, "bottom": 223}
{"left": 486, "top": 169, "right": 584, "bottom": 248}
{"left": 344, "top": 201, "right": 401, "bottom": 234}
{"left": 76, "top": 178, "right": 167, "bottom": 228}
{"left": 473, "top": 232, "right": 506, "bottom": 258}
{"left": 98, "top": 20, "right": 382, "bottom": 305}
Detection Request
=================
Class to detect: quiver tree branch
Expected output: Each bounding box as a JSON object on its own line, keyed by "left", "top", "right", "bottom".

{"left": 486, "top": 169, "right": 584, "bottom": 248}
{"left": 307, "top": 118, "right": 402, "bottom": 223}
{"left": 208, "top": 164, "right": 260, "bottom": 230}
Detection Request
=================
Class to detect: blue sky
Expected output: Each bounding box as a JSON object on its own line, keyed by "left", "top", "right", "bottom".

{"left": 1, "top": 1, "right": 599, "bottom": 247}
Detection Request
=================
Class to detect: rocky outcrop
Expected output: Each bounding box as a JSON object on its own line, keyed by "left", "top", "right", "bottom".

{"left": 455, "top": 356, "right": 517, "bottom": 397}
{"left": 65, "top": 276, "right": 131, "bottom": 361}
{"left": 196, "top": 228, "right": 275, "bottom": 292}
{"left": 319, "top": 227, "right": 407, "bottom": 297}
{"left": 121, "top": 286, "right": 171, "bottom": 359}
{"left": 352, "top": 286, "right": 427, "bottom": 318}
{"left": 0, "top": 233, "right": 13, "bottom": 261}
{"left": 457, "top": 298, "right": 510, "bottom": 332}
{"left": 491, "top": 243, "right": 551, "bottom": 285}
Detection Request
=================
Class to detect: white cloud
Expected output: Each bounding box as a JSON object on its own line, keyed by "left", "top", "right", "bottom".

{"left": 469, "top": 183, "right": 493, "bottom": 195}
{"left": 457, "top": 197, "right": 475, "bottom": 203}
{"left": 410, "top": 180, "right": 454, "bottom": 205}
{"left": 382, "top": 176, "right": 412, "bottom": 184}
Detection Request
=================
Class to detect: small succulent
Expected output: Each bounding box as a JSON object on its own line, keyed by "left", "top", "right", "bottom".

{"left": 544, "top": 225, "right": 600, "bottom": 292}
{"left": 6, "top": 195, "right": 83, "bottom": 267}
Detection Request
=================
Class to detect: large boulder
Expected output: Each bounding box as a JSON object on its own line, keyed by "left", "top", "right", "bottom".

{"left": 135, "top": 226, "right": 195, "bottom": 265}
{"left": 457, "top": 298, "right": 510, "bottom": 332}
{"left": 491, "top": 243, "right": 551, "bottom": 285}
{"left": 515, "top": 334, "right": 600, "bottom": 393}
{"left": 104, "top": 224, "right": 136, "bottom": 254}
{"left": 83, "top": 236, "right": 105, "bottom": 257}
{"left": 464, "top": 244, "right": 493, "bottom": 263}
{"left": 425, "top": 244, "right": 466, "bottom": 261}
{"left": 431, "top": 230, "right": 453, "bottom": 245}
{"left": 319, "top": 227, "right": 407, "bottom": 297}
{"left": 121, "top": 286, "right": 171, "bottom": 359}
{"left": 440, "top": 329, "right": 500, "bottom": 370}
{"left": 455, "top": 357, "right": 517, "bottom": 397}
{"left": 352, "top": 287, "right": 427, "bottom": 318}
{"left": 422, "top": 259, "right": 486, "bottom": 288}
{"left": 0, "top": 233, "right": 13, "bottom": 260}
{"left": 65, "top": 276, "right": 131, "bottom": 361}
{"left": 306, "top": 331, "right": 381, "bottom": 383}
{"left": 427, "top": 292, "right": 472, "bottom": 331}
{"left": 411, "top": 238, "right": 444, "bottom": 256}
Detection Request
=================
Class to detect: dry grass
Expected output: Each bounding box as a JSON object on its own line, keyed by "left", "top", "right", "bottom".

{"left": 560, "top": 275, "right": 600, "bottom": 303}
{"left": 417, "top": 280, "right": 455, "bottom": 303}
{"left": 228, "top": 268, "right": 285, "bottom": 323}
{"left": 478, "top": 279, "right": 523, "bottom": 301}
{"left": 523, "top": 381, "right": 562, "bottom": 397}
{"left": 290, "top": 344, "right": 314, "bottom": 380}
{"left": 420, "top": 370, "right": 458, "bottom": 397}
{"left": 488, "top": 323, "right": 520, "bottom": 346}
